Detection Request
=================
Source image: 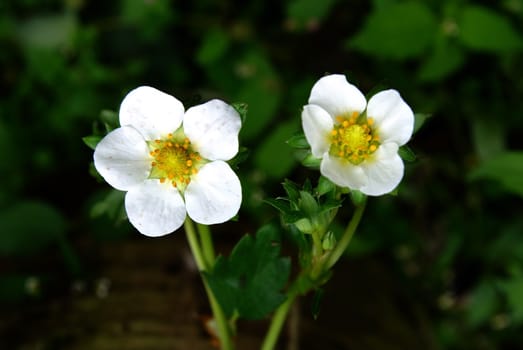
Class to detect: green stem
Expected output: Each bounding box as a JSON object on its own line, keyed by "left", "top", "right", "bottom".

{"left": 197, "top": 223, "right": 216, "bottom": 267}
{"left": 261, "top": 282, "right": 301, "bottom": 350}
{"left": 325, "top": 198, "right": 366, "bottom": 270}
{"left": 184, "top": 218, "right": 234, "bottom": 350}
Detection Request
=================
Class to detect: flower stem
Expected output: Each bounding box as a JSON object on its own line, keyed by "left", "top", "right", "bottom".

{"left": 197, "top": 223, "right": 216, "bottom": 267}
{"left": 261, "top": 281, "right": 301, "bottom": 350}
{"left": 325, "top": 198, "right": 366, "bottom": 270}
{"left": 184, "top": 218, "right": 234, "bottom": 350}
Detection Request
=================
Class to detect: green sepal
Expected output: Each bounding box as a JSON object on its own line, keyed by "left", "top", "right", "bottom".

{"left": 301, "top": 152, "right": 322, "bottom": 169}
{"left": 82, "top": 135, "right": 102, "bottom": 150}
{"left": 398, "top": 145, "right": 417, "bottom": 162}
{"left": 100, "top": 109, "right": 119, "bottom": 132}
{"left": 231, "top": 102, "right": 248, "bottom": 125}
{"left": 286, "top": 132, "right": 310, "bottom": 149}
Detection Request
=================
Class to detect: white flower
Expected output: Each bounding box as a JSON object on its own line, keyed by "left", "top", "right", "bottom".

{"left": 94, "top": 86, "right": 242, "bottom": 237}
{"left": 302, "top": 74, "right": 414, "bottom": 196}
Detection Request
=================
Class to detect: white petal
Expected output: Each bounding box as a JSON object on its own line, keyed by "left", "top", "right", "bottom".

{"left": 183, "top": 99, "right": 241, "bottom": 161}
{"left": 185, "top": 161, "right": 241, "bottom": 225}
{"left": 309, "top": 74, "right": 366, "bottom": 118}
{"left": 320, "top": 153, "right": 367, "bottom": 190}
{"left": 359, "top": 143, "right": 404, "bottom": 196}
{"left": 366, "top": 90, "right": 414, "bottom": 146}
{"left": 119, "top": 86, "right": 185, "bottom": 140}
{"left": 302, "top": 105, "right": 333, "bottom": 158}
{"left": 125, "top": 179, "right": 186, "bottom": 237}
{"left": 93, "top": 126, "right": 151, "bottom": 191}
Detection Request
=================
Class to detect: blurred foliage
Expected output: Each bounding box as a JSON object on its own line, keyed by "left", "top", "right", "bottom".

{"left": 1, "top": 0, "right": 523, "bottom": 349}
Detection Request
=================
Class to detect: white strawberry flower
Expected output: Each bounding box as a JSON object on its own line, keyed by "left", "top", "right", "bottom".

{"left": 302, "top": 74, "right": 414, "bottom": 196}
{"left": 94, "top": 86, "right": 242, "bottom": 237}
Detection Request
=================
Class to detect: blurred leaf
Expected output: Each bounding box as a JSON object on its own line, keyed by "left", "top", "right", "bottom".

{"left": 348, "top": 2, "right": 437, "bottom": 59}
{"left": 413, "top": 113, "right": 431, "bottom": 134}
{"left": 231, "top": 102, "right": 248, "bottom": 125}
{"left": 255, "top": 121, "right": 299, "bottom": 178}
{"left": 500, "top": 277, "right": 523, "bottom": 322}
{"left": 235, "top": 50, "right": 281, "bottom": 140}
{"left": 472, "top": 117, "right": 506, "bottom": 162}
{"left": 0, "top": 201, "right": 66, "bottom": 256}
{"left": 466, "top": 281, "right": 500, "bottom": 327}
{"left": 16, "top": 12, "right": 77, "bottom": 50}
{"left": 197, "top": 29, "right": 230, "bottom": 65}
{"left": 286, "top": 0, "right": 337, "bottom": 29}
{"left": 206, "top": 224, "right": 291, "bottom": 320}
{"left": 468, "top": 151, "right": 523, "bottom": 197}
{"left": 459, "top": 5, "right": 523, "bottom": 52}
{"left": 418, "top": 39, "right": 464, "bottom": 82}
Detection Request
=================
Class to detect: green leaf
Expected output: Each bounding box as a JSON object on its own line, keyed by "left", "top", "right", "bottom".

{"left": 348, "top": 2, "right": 437, "bottom": 59}
{"left": 0, "top": 201, "right": 66, "bottom": 256}
{"left": 254, "top": 121, "right": 299, "bottom": 178}
{"left": 264, "top": 198, "right": 291, "bottom": 215}
{"left": 459, "top": 5, "right": 523, "bottom": 53}
{"left": 206, "top": 225, "right": 291, "bottom": 320}
{"left": 282, "top": 179, "right": 301, "bottom": 202}
{"left": 468, "top": 151, "right": 523, "bottom": 197}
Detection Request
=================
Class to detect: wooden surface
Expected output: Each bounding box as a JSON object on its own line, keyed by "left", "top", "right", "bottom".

{"left": 0, "top": 235, "right": 435, "bottom": 350}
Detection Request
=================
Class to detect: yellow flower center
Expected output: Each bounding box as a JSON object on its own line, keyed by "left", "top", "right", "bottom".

{"left": 329, "top": 112, "right": 380, "bottom": 165}
{"left": 148, "top": 130, "right": 204, "bottom": 191}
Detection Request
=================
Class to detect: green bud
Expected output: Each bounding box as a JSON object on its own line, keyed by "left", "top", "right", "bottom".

{"left": 322, "top": 231, "right": 336, "bottom": 250}
{"left": 294, "top": 218, "right": 314, "bottom": 234}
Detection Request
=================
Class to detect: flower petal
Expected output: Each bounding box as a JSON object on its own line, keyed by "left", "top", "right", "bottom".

{"left": 125, "top": 179, "right": 186, "bottom": 237}
{"left": 366, "top": 89, "right": 414, "bottom": 146}
{"left": 308, "top": 74, "right": 366, "bottom": 118}
{"left": 359, "top": 142, "right": 404, "bottom": 196}
{"left": 302, "top": 104, "right": 333, "bottom": 158}
{"left": 183, "top": 99, "right": 241, "bottom": 161}
{"left": 185, "top": 161, "right": 241, "bottom": 225}
{"left": 93, "top": 126, "right": 151, "bottom": 191}
{"left": 119, "top": 86, "right": 185, "bottom": 141}
{"left": 320, "top": 153, "right": 367, "bottom": 189}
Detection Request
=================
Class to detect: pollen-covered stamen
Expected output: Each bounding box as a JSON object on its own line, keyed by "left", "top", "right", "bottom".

{"left": 148, "top": 134, "right": 203, "bottom": 190}
{"left": 329, "top": 112, "right": 380, "bottom": 165}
